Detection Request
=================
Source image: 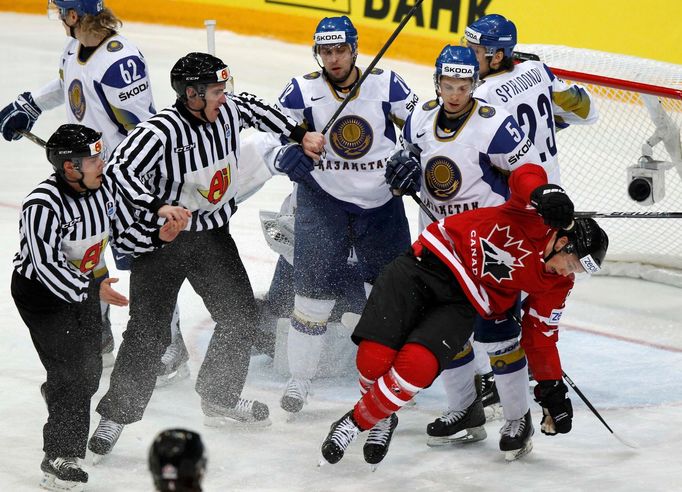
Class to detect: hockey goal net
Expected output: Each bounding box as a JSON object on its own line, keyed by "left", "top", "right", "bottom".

{"left": 516, "top": 44, "right": 682, "bottom": 287}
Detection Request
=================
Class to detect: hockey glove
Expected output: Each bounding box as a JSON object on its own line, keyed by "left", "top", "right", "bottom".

{"left": 274, "top": 144, "right": 314, "bottom": 184}
{"left": 385, "top": 150, "right": 421, "bottom": 195}
{"left": 0, "top": 92, "right": 41, "bottom": 141}
{"left": 530, "top": 184, "right": 574, "bottom": 229}
{"left": 534, "top": 379, "right": 573, "bottom": 435}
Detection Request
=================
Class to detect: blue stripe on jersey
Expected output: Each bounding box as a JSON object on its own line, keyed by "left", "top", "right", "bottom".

{"left": 543, "top": 63, "right": 555, "bottom": 81}
{"left": 303, "top": 107, "right": 317, "bottom": 132}
{"left": 403, "top": 112, "right": 414, "bottom": 144}
{"left": 487, "top": 115, "right": 526, "bottom": 155}
{"left": 101, "top": 56, "right": 147, "bottom": 88}
{"left": 93, "top": 80, "right": 129, "bottom": 139}
{"left": 381, "top": 101, "right": 397, "bottom": 143}
{"left": 278, "top": 78, "right": 305, "bottom": 110}
{"left": 479, "top": 153, "right": 510, "bottom": 199}
{"left": 388, "top": 72, "right": 410, "bottom": 103}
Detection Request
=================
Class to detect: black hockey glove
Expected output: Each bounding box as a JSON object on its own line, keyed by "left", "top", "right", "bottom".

{"left": 385, "top": 150, "right": 421, "bottom": 195}
{"left": 530, "top": 184, "right": 574, "bottom": 229}
{"left": 0, "top": 92, "right": 41, "bottom": 141}
{"left": 534, "top": 380, "right": 573, "bottom": 435}
{"left": 274, "top": 144, "right": 314, "bottom": 184}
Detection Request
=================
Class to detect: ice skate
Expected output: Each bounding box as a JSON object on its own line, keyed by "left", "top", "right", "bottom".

{"left": 155, "top": 333, "right": 190, "bottom": 388}
{"left": 363, "top": 413, "right": 398, "bottom": 470}
{"left": 280, "top": 378, "right": 311, "bottom": 414}
{"left": 426, "top": 398, "right": 487, "bottom": 447}
{"left": 88, "top": 418, "right": 124, "bottom": 462}
{"left": 499, "top": 409, "right": 534, "bottom": 461}
{"left": 320, "top": 410, "right": 361, "bottom": 465}
{"left": 40, "top": 455, "right": 87, "bottom": 491}
{"left": 476, "top": 371, "right": 503, "bottom": 420}
{"left": 202, "top": 398, "right": 271, "bottom": 428}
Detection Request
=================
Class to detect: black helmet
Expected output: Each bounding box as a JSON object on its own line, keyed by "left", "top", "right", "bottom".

{"left": 149, "top": 429, "right": 206, "bottom": 492}
{"left": 45, "top": 124, "right": 104, "bottom": 175}
{"left": 559, "top": 217, "right": 609, "bottom": 273}
{"left": 170, "top": 52, "right": 233, "bottom": 101}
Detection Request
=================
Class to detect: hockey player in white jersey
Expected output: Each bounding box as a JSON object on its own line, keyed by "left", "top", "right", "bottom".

{"left": 265, "top": 15, "right": 417, "bottom": 463}
{"left": 0, "top": 0, "right": 188, "bottom": 384}
{"left": 385, "top": 44, "right": 549, "bottom": 461}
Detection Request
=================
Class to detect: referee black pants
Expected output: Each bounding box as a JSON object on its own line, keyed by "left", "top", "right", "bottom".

{"left": 11, "top": 272, "right": 102, "bottom": 459}
{"left": 97, "top": 226, "right": 259, "bottom": 424}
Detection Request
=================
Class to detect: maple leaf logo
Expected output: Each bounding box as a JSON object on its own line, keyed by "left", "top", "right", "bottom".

{"left": 479, "top": 224, "right": 531, "bottom": 283}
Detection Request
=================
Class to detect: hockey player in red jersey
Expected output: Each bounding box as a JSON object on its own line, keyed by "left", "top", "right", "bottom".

{"left": 320, "top": 162, "right": 608, "bottom": 466}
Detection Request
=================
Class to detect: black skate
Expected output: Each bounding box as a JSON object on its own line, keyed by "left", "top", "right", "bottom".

{"left": 499, "top": 409, "right": 534, "bottom": 461}
{"left": 88, "top": 418, "right": 124, "bottom": 462}
{"left": 280, "top": 378, "right": 311, "bottom": 414}
{"left": 476, "top": 371, "right": 503, "bottom": 420}
{"left": 156, "top": 333, "right": 190, "bottom": 387}
{"left": 426, "top": 398, "right": 487, "bottom": 447}
{"left": 320, "top": 410, "right": 361, "bottom": 465}
{"left": 40, "top": 455, "right": 87, "bottom": 491}
{"left": 363, "top": 413, "right": 398, "bottom": 470}
{"left": 202, "top": 398, "right": 270, "bottom": 427}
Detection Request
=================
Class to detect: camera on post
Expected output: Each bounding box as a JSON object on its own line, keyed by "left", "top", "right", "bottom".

{"left": 627, "top": 156, "right": 668, "bottom": 205}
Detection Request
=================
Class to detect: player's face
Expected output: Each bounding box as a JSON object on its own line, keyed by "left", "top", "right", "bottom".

{"left": 318, "top": 44, "right": 355, "bottom": 84}
{"left": 196, "top": 82, "right": 227, "bottom": 123}
{"left": 544, "top": 251, "right": 585, "bottom": 276}
{"left": 467, "top": 43, "right": 491, "bottom": 77}
{"left": 438, "top": 76, "right": 474, "bottom": 115}
{"left": 77, "top": 154, "right": 106, "bottom": 190}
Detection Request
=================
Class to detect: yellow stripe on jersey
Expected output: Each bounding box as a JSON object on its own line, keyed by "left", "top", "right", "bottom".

{"left": 552, "top": 86, "right": 592, "bottom": 120}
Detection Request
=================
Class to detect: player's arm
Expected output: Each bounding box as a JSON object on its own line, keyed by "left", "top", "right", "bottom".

{"left": 22, "top": 203, "right": 89, "bottom": 303}
{"left": 387, "top": 71, "right": 419, "bottom": 129}
{"left": 97, "top": 54, "right": 156, "bottom": 139}
{"left": 486, "top": 111, "right": 546, "bottom": 182}
{"left": 0, "top": 77, "right": 65, "bottom": 142}
{"left": 520, "top": 286, "right": 575, "bottom": 436}
{"left": 543, "top": 64, "right": 598, "bottom": 129}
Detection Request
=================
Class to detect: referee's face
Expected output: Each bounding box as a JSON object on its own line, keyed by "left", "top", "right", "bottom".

{"left": 201, "top": 82, "right": 228, "bottom": 123}
{"left": 78, "top": 155, "right": 105, "bottom": 190}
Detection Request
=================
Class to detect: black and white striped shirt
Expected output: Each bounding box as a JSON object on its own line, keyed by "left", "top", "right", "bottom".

{"left": 108, "top": 92, "right": 306, "bottom": 254}
{"left": 13, "top": 174, "right": 163, "bottom": 303}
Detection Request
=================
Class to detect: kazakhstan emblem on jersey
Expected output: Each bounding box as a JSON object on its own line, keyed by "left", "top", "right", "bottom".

{"left": 329, "top": 115, "right": 373, "bottom": 160}
{"left": 424, "top": 156, "right": 462, "bottom": 201}
{"left": 422, "top": 99, "right": 439, "bottom": 111}
{"left": 107, "top": 40, "right": 123, "bottom": 52}
{"left": 479, "top": 106, "right": 496, "bottom": 118}
{"left": 303, "top": 71, "right": 321, "bottom": 80}
{"left": 68, "top": 79, "right": 86, "bottom": 121}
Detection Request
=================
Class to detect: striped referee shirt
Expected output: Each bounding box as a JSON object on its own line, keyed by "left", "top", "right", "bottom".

{"left": 108, "top": 92, "right": 307, "bottom": 254}
{"left": 13, "top": 174, "right": 164, "bottom": 303}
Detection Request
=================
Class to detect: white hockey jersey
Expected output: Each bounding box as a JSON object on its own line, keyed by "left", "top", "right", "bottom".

{"left": 275, "top": 67, "right": 418, "bottom": 210}
{"left": 474, "top": 60, "right": 598, "bottom": 183}
{"left": 404, "top": 98, "right": 543, "bottom": 229}
{"left": 32, "top": 34, "right": 155, "bottom": 150}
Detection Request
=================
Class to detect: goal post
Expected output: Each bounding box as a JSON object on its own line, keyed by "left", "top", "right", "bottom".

{"left": 515, "top": 44, "right": 682, "bottom": 287}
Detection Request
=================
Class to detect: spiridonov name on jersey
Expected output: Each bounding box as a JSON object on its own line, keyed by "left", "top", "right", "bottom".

{"left": 424, "top": 196, "right": 480, "bottom": 216}
{"left": 494, "top": 66, "right": 543, "bottom": 103}
{"left": 314, "top": 157, "right": 388, "bottom": 171}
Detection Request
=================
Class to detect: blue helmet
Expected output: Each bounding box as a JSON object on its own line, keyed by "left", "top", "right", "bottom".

{"left": 464, "top": 14, "right": 517, "bottom": 58}
{"left": 434, "top": 45, "right": 480, "bottom": 91}
{"left": 313, "top": 15, "right": 358, "bottom": 55}
{"left": 50, "top": 0, "right": 104, "bottom": 17}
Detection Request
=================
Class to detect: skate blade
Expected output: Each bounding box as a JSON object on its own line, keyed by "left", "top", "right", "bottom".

{"left": 484, "top": 403, "right": 504, "bottom": 421}
{"left": 317, "top": 457, "right": 328, "bottom": 467}
{"left": 155, "top": 363, "right": 190, "bottom": 388}
{"left": 426, "top": 426, "right": 487, "bottom": 447}
{"left": 40, "top": 473, "right": 85, "bottom": 491}
{"left": 504, "top": 439, "right": 533, "bottom": 461}
{"left": 203, "top": 415, "right": 272, "bottom": 429}
{"left": 369, "top": 463, "right": 381, "bottom": 472}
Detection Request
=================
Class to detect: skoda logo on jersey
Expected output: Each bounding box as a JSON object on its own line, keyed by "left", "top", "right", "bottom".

{"left": 315, "top": 31, "right": 346, "bottom": 45}
{"left": 68, "top": 79, "right": 86, "bottom": 121}
{"left": 479, "top": 106, "right": 496, "bottom": 118}
{"left": 424, "top": 156, "right": 462, "bottom": 201}
{"left": 329, "top": 115, "right": 373, "bottom": 160}
{"left": 442, "top": 64, "right": 475, "bottom": 78}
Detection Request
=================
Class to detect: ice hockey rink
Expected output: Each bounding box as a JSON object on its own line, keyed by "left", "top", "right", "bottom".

{"left": 1, "top": 13, "right": 681, "bottom": 492}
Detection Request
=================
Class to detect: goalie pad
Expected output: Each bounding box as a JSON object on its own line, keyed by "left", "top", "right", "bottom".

{"left": 260, "top": 210, "right": 295, "bottom": 265}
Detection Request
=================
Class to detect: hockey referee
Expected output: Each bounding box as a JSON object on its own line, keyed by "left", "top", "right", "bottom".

{"left": 89, "top": 52, "right": 326, "bottom": 458}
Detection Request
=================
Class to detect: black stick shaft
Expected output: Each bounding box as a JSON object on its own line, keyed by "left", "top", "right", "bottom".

{"left": 575, "top": 211, "right": 682, "bottom": 219}
{"left": 17, "top": 129, "right": 47, "bottom": 148}
{"left": 320, "top": 0, "right": 424, "bottom": 135}
{"left": 561, "top": 371, "right": 615, "bottom": 433}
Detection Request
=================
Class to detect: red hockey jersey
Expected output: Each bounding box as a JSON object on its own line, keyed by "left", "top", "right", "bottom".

{"left": 415, "top": 163, "right": 573, "bottom": 379}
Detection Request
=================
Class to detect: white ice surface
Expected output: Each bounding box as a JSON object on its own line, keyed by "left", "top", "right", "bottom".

{"left": 0, "top": 13, "right": 681, "bottom": 492}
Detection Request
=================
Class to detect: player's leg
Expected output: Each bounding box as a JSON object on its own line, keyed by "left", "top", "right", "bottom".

{"left": 188, "top": 227, "right": 269, "bottom": 426}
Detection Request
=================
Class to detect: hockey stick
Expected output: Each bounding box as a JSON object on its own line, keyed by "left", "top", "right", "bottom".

{"left": 320, "top": 0, "right": 424, "bottom": 135}
{"left": 17, "top": 129, "right": 46, "bottom": 148}
{"left": 575, "top": 211, "right": 682, "bottom": 219}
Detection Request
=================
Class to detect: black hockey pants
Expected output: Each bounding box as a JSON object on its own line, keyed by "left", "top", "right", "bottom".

{"left": 11, "top": 271, "right": 102, "bottom": 459}
{"left": 96, "top": 226, "right": 259, "bottom": 424}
